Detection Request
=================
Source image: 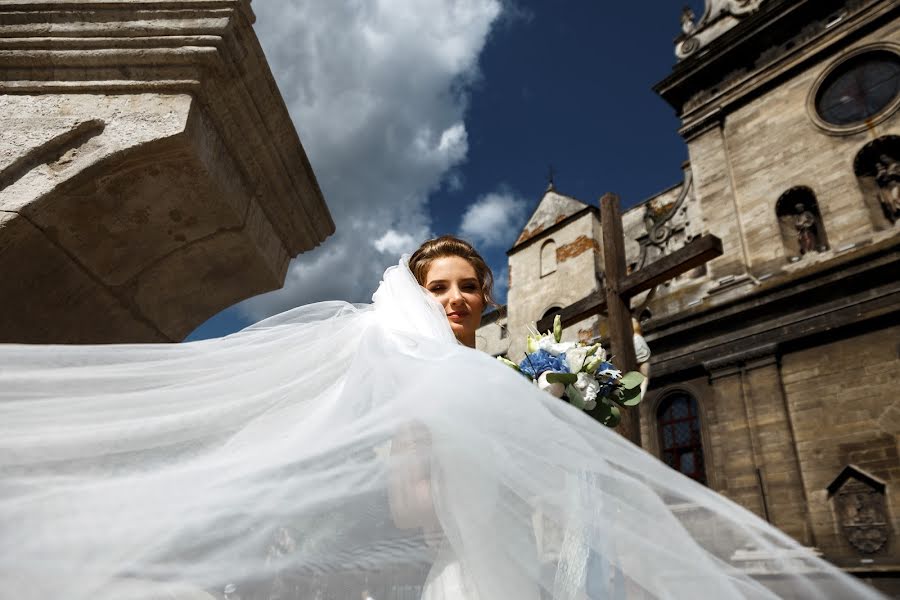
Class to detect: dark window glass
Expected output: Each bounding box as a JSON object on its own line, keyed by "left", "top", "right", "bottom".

{"left": 816, "top": 51, "right": 900, "bottom": 126}
{"left": 657, "top": 393, "right": 707, "bottom": 485}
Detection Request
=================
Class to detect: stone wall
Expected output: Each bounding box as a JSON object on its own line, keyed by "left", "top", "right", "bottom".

{"left": 505, "top": 210, "right": 602, "bottom": 360}
{"left": 783, "top": 323, "right": 900, "bottom": 569}
{"left": 642, "top": 321, "right": 900, "bottom": 575}
{"left": 715, "top": 18, "right": 900, "bottom": 278}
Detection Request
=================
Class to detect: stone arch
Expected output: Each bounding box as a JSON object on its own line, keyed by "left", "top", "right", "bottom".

{"left": 775, "top": 187, "right": 828, "bottom": 261}
{"left": 540, "top": 239, "right": 557, "bottom": 277}
{"left": 655, "top": 389, "right": 708, "bottom": 485}
{"left": 853, "top": 135, "right": 900, "bottom": 229}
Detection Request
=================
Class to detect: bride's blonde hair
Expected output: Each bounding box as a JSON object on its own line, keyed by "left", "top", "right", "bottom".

{"left": 409, "top": 235, "right": 497, "bottom": 308}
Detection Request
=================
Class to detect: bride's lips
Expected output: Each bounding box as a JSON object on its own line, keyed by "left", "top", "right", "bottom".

{"left": 447, "top": 311, "right": 469, "bottom": 322}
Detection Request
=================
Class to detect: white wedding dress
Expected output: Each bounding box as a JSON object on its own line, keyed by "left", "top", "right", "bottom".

{"left": 0, "top": 259, "right": 886, "bottom": 600}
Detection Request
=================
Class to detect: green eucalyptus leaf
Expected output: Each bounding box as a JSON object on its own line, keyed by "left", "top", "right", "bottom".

{"left": 621, "top": 385, "right": 642, "bottom": 407}
{"left": 593, "top": 402, "right": 621, "bottom": 428}
{"left": 620, "top": 371, "right": 645, "bottom": 390}
{"left": 566, "top": 384, "right": 586, "bottom": 410}
{"left": 546, "top": 372, "right": 578, "bottom": 385}
{"left": 603, "top": 405, "right": 622, "bottom": 427}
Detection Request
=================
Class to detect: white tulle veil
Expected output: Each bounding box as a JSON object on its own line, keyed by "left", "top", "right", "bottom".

{"left": 0, "top": 259, "right": 885, "bottom": 600}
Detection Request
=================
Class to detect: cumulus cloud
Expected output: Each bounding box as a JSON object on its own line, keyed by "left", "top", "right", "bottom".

{"left": 238, "top": 0, "right": 502, "bottom": 320}
{"left": 458, "top": 189, "right": 529, "bottom": 248}
{"left": 373, "top": 229, "right": 421, "bottom": 255}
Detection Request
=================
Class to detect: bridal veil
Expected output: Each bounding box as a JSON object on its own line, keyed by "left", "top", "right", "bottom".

{"left": 0, "top": 259, "right": 884, "bottom": 599}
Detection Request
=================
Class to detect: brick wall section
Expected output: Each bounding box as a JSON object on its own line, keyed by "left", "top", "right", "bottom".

{"left": 782, "top": 324, "right": 900, "bottom": 568}
{"left": 556, "top": 235, "right": 599, "bottom": 263}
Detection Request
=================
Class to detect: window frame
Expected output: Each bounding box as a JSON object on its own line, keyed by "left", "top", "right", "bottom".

{"left": 654, "top": 389, "right": 709, "bottom": 486}
{"left": 808, "top": 44, "right": 900, "bottom": 136}
{"left": 540, "top": 239, "right": 558, "bottom": 278}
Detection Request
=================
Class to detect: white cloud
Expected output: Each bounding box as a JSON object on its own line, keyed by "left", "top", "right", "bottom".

{"left": 237, "top": 0, "right": 502, "bottom": 320}
{"left": 373, "top": 229, "right": 420, "bottom": 255}
{"left": 458, "top": 189, "right": 529, "bottom": 248}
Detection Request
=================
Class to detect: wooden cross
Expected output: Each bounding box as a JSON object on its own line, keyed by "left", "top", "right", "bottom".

{"left": 536, "top": 193, "right": 723, "bottom": 445}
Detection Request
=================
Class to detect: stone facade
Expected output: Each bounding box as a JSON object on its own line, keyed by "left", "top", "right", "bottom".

{"left": 487, "top": 186, "right": 604, "bottom": 361}
{"left": 0, "top": 0, "right": 334, "bottom": 343}
{"left": 480, "top": 0, "right": 900, "bottom": 592}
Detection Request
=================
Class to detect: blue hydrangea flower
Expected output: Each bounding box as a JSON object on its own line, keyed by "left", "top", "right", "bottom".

{"left": 519, "top": 350, "right": 568, "bottom": 379}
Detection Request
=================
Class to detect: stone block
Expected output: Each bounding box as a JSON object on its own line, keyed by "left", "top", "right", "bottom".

{"left": 0, "top": 1, "right": 333, "bottom": 343}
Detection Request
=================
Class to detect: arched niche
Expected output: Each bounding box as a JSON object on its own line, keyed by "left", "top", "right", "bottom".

{"left": 853, "top": 135, "right": 900, "bottom": 229}
{"left": 775, "top": 187, "right": 828, "bottom": 261}
{"left": 540, "top": 239, "right": 557, "bottom": 277}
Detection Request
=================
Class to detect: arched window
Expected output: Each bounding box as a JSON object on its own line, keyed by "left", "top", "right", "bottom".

{"left": 541, "top": 306, "right": 562, "bottom": 323}
{"left": 775, "top": 187, "right": 828, "bottom": 261}
{"left": 657, "top": 392, "right": 707, "bottom": 484}
{"left": 540, "top": 240, "right": 557, "bottom": 277}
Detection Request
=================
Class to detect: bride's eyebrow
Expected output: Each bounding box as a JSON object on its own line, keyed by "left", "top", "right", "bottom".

{"left": 426, "top": 278, "right": 478, "bottom": 285}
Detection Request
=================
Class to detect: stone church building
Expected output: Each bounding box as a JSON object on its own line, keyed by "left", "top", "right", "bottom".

{"left": 477, "top": 0, "right": 900, "bottom": 593}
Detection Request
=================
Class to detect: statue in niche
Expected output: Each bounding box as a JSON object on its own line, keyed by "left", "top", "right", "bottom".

{"left": 793, "top": 203, "right": 819, "bottom": 255}
{"left": 681, "top": 6, "right": 697, "bottom": 35}
{"left": 874, "top": 154, "right": 900, "bottom": 224}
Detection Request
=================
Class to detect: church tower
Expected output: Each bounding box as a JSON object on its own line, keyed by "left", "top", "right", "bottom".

{"left": 501, "top": 183, "right": 603, "bottom": 360}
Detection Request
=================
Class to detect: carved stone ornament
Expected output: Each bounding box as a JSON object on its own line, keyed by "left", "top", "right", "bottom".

{"left": 827, "top": 466, "right": 891, "bottom": 555}
{"left": 676, "top": 0, "right": 768, "bottom": 60}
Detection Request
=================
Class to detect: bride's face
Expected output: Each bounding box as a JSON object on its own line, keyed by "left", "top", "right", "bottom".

{"left": 424, "top": 256, "right": 484, "bottom": 347}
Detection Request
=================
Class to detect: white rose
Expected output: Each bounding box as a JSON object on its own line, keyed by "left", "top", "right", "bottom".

{"left": 574, "top": 372, "right": 601, "bottom": 410}
{"left": 537, "top": 371, "right": 566, "bottom": 398}
{"left": 538, "top": 336, "right": 576, "bottom": 356}
{"left": 564, "top": 346, "right": 590, "bottom": 373}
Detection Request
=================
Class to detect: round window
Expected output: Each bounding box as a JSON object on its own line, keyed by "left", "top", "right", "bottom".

{"left": 815, "top": 50, "right": 900, "bottom": 127}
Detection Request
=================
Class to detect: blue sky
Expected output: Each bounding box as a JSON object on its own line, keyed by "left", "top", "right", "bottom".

{"left": 188, "top": 1, "right": 706, "bottom": 341}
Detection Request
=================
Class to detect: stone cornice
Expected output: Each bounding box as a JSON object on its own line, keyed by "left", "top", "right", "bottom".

{"left": 0, "top": 0, "right": 334, "bottom": 256}
{"left": 655, "top": 0, "right": 895, "bottom": 133}
{"left": 646, "top": 237, "right": 900, "bottom": 379}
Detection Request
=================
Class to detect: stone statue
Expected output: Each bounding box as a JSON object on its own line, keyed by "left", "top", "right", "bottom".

{"left": 632, "top": 317, "right": 651, "bottom": 400}
{"left": 793, "top": 203, "right": 819, "bottom": 255}
{"left": 874, "top": 154, "right": 900, "bottom": 224}
{"left": 681, "top": 6, "right": 697, "bottom": 35}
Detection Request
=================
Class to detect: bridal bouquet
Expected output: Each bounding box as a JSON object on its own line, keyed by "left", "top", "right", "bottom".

{"left": 498, "top": 315, "right": 643, "bottom": 427}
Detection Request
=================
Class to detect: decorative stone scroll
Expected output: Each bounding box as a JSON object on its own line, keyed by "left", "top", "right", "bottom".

{"left": 0, "top": 1, "right": 334, "bottom": 343}
{"left": 827, "top": 465, "right": 891, "bottom": 555}
{"left": 676, "top": 0, "right": 768, "bottom": 60}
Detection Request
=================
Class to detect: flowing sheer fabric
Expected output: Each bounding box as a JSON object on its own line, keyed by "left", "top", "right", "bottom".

{"left": 0, "top": 259, "right": 885, "bottom": 600}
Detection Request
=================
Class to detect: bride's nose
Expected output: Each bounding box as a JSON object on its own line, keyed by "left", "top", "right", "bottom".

{"left": 448, "top": 286, "right": 465, "bottom": 306}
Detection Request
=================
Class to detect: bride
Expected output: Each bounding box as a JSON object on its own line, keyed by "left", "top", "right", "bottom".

{"left": 0, "top": 236, "right": 885, "bottom": 600}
